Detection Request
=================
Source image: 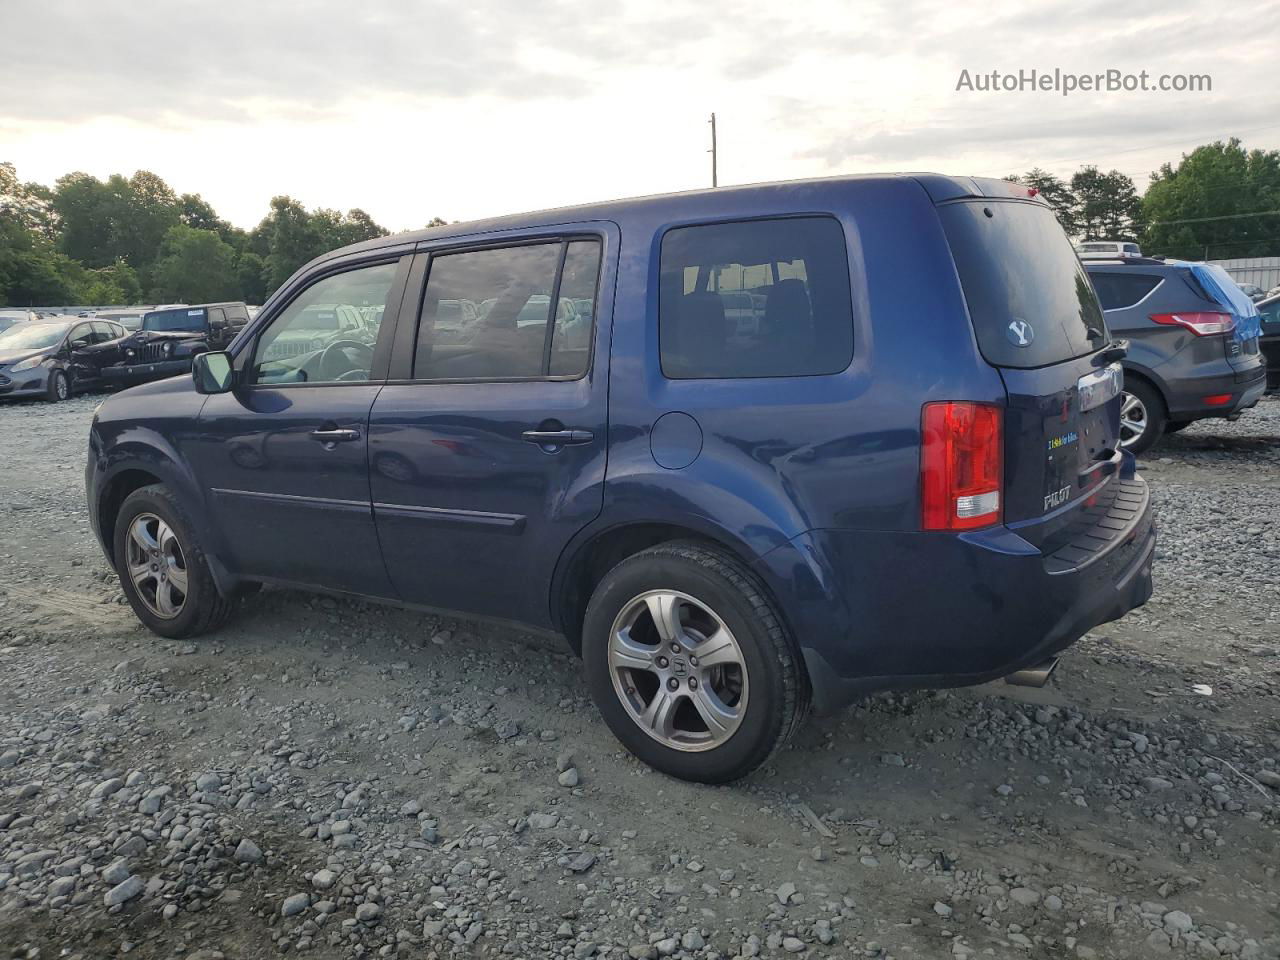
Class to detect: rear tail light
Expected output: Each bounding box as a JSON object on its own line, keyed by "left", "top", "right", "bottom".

{"left": 921, "top": 402, "right": 1003, "bottom": 531}
{"left": 1201, "top": 394, "right": 1232, "bottom": 407}
{"left": 1150, "top": 311, "right": 1235, "bottom": 336}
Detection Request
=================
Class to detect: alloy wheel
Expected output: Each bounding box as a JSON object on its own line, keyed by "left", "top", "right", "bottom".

{"left": 1119, "top": 391, "right": 1148, "bottom": 449}
{"left": 55, "top": 373, "right": 69, "bottom": 400}
{"left": 607, "top": 590, "right": 749, "bottom": 752}
{"left": 125, "top": 513, "right": 189, "bottom": 619}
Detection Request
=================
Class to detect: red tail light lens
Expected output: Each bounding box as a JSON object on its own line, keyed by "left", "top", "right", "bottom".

{"left": 921, "top": 402, "right": 1003, "bottom": 532}
{"left": 1150, "top": 311, "right": 1235, "bottom": 336}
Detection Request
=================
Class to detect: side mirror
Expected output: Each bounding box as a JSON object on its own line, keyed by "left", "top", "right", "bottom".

{"left": 210, "top": 317, "right": 228, "bottom": 331}
{"left": 193, "top": 351, "right": 235, "bottom": 394}
{"left": 70, "top": 338, "right": 90, "bottom": 349}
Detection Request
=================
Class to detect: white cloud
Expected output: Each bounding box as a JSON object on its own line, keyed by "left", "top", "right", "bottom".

{"left": 3, "top": 0, "right": 1276, "bottom": 229}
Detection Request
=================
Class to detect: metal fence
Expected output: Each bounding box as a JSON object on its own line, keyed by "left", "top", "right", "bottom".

{"left": 1209, "top": 257, "right": 1280, "bottom": 292}
{"left": 4, "top": 304, "right": 159, "bottom": 316}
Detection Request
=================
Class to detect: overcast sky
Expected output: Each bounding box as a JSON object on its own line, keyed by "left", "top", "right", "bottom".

{"left": 3, "top": 0, "right": 1278, "bottom": 231}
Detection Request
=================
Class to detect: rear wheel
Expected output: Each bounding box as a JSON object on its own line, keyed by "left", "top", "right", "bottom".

{"left": 113, "top": 485, "right": 233, "bottom": 639}
{"left": 46, "top": 370, "right": 69, "bottom": 402}
{"left": 582, "top": 541, "right": 806, "bottom": 783}
{"left": 1119, "top": 380, "right": 1165, "bottom": 454}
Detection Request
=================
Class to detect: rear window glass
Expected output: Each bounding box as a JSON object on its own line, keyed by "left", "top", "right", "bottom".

{"left": 659, "top": 217, "right": 853, "bottom": 379}
{"left": 1089, "top": 272, "right": 1162, "bottom": 311}
{"left": 941, "top": 201, "right": 1106, "bottom": 368}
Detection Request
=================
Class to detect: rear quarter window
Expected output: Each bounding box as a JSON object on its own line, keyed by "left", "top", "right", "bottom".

{"left": 940, "top": 201, "right": 1106, "bottom": 369}
{"left": 659, "top": 216, "right": 854, "bottom": 379}
{"left": 1088, "top": 272, "right": 1162, "bottom": 311}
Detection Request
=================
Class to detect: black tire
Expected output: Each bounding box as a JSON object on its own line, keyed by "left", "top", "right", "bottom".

{"left": 1120, "top": 379, "right": 1165, "bottom": 454}
{"left": 45, "top": 370, "right": 69, "bottom": 402}
{"left": 113, "top": 484, "right": 233, "bottom": 639}
{"left": 582, "top": 541, "right": 808, "bottom": 783}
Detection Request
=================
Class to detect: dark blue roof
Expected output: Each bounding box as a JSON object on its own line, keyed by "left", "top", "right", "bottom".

{"left": 335, "top": 172, "right": 1037, "bottom": 259}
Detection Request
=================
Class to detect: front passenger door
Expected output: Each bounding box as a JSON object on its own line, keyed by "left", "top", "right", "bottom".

{"left": 188, "top": 257, "right": 410, "bottom": 595}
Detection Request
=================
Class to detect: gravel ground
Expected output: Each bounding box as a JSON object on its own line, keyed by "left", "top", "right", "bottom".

{"left": 0, "top": 393, "right": 1278, "bottom": 960}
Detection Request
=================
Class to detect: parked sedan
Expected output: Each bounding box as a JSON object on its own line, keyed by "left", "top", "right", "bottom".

{"left": 0, "top": 309, "right": 38, "bottom": 333}
{"left": 1257, "top": 293, "right": 1280, "bottom": 392}
{"left": 0, "top": 317, "right": 127, "bottom": 401}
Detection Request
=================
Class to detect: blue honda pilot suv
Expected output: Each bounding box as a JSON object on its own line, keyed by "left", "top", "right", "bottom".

{"left": 86, "top": 175, "right": 1156, "bottom": 782}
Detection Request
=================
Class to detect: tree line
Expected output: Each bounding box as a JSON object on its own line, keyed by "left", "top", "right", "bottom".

{"left": 3, "top": 136, "right": 1279, "bottom": 307}
{"left": 1005, "top": 139, "right": 1280, "bottom": 261}
{"left": 0, "top": 164, "right": 449, "bottom": 307}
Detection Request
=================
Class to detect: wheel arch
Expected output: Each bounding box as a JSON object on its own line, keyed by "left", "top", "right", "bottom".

{"left": 552, "top": 518, "right": 774, "bottom": 657}
{"left": 1121, "top": 362, "right": 1169, "bottom": 408}
{"left": 93, "top": 434, "right": 234, "bottom": 591}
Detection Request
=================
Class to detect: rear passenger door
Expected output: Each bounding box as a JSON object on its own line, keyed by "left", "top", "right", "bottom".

{"left": 368, "top": 225, "right": 617, "bottom": 628}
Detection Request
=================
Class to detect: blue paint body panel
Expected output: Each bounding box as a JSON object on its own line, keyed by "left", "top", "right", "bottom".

{"left": 87, "top": 173, "right": 1155, "bottom": 712}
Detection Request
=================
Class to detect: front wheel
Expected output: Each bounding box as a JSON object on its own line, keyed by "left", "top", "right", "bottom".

{"left": 113, "top": 484, "right": 233, "bottom": 638}
{"left": 582, "top": 542, "right": 807, "bottom": 783}
{"left": 46, "top": 370, "right": 69, "bottom": 402}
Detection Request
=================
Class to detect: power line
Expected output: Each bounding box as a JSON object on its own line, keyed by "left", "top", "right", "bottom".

{"left": 1148, "top": 210, "right": 1280, "bottom": 226}
{"left": 1036, "top": 121, "right": 1280, "bottom": 170}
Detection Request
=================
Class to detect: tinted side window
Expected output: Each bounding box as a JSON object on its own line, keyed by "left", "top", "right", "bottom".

{"left": 659, "top": 217, "right": 853, "bottom": 379}
{"left": 252, "top": 261, "right": 399, "bottom": 385}
{"left": 549, "top": 241, "right": 601, "bottom": 377}
{"left": 1090, "top": 273, "right": 1161, "bottom": 311}
{"left": 414, "top": 239, "right": 600, "bottom": 380}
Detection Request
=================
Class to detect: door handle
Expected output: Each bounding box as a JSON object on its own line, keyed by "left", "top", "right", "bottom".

{"left": 310, "top": 428, "right": 360, "bottom": 444}
{"left": 521, "top": 429, "right": 594, "bottom": 446}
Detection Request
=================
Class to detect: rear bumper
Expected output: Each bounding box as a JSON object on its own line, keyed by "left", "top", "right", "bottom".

{"left": 755, "top": 476, "right": 1156, "bottom": 712}
{"left": 101, "top": 360, "right": 192, "bottom": 385}
{"left": 1165, "top": 363, "right": 1266, "bottom": 419}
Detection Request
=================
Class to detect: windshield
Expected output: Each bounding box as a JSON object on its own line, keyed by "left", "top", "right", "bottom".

{"left": 941, "top": 200, "right": 1106, "bottom": 368}
{"left": 0, "top": 323, "right": 67, "bottom": 350}
{"left": 143, "top": 307, "right": 206, "bottom": 332}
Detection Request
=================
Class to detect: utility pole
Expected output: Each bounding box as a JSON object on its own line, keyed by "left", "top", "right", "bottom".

{"left": 708, "top": 113, "right": 718, "bottom": 187}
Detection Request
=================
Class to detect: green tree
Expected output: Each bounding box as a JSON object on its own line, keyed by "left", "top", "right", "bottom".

{"left": 1141, "top": 139, "right": 1280, "bottom": 260}
{"left": 261, "top": 196, "right": 322, "bottom": 291}
{"left": 1004, "top": 168, "right": 1079, "bottom": 237}
{"left": 258, "top": 197, "right": 388, "bottom": 292}
{"left": 1, "top": 247, "right": 86, "bottom": 305}
{"left": 84, "top": 259, "right": 142, "bottom": 304}
{"left": 236, "top": 250, "right": 269, "bottom": 304}
{"left": 52, "top": 170, "right": 180, "bottom": 287}
{"left": 150, "top": 224, "right": 239, "bottom": 303}
{"left": 1070, "top": 166, "right": 1142, "bottom": 241}
{"left": 425, "top": 216, "right": 448, "bottom": 228}
{"left": 1, "top": 162, "right": 58, "bottom": 241}
{"left": 178, "top": 192, "right": 224, "bottom": 232}
{"left": 1, "top": 162, "right": 80, "bottom": 304}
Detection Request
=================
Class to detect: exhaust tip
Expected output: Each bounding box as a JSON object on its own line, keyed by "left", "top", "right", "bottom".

{"left": 1004, "top": 657, "right": 1060, "bottom": 688}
